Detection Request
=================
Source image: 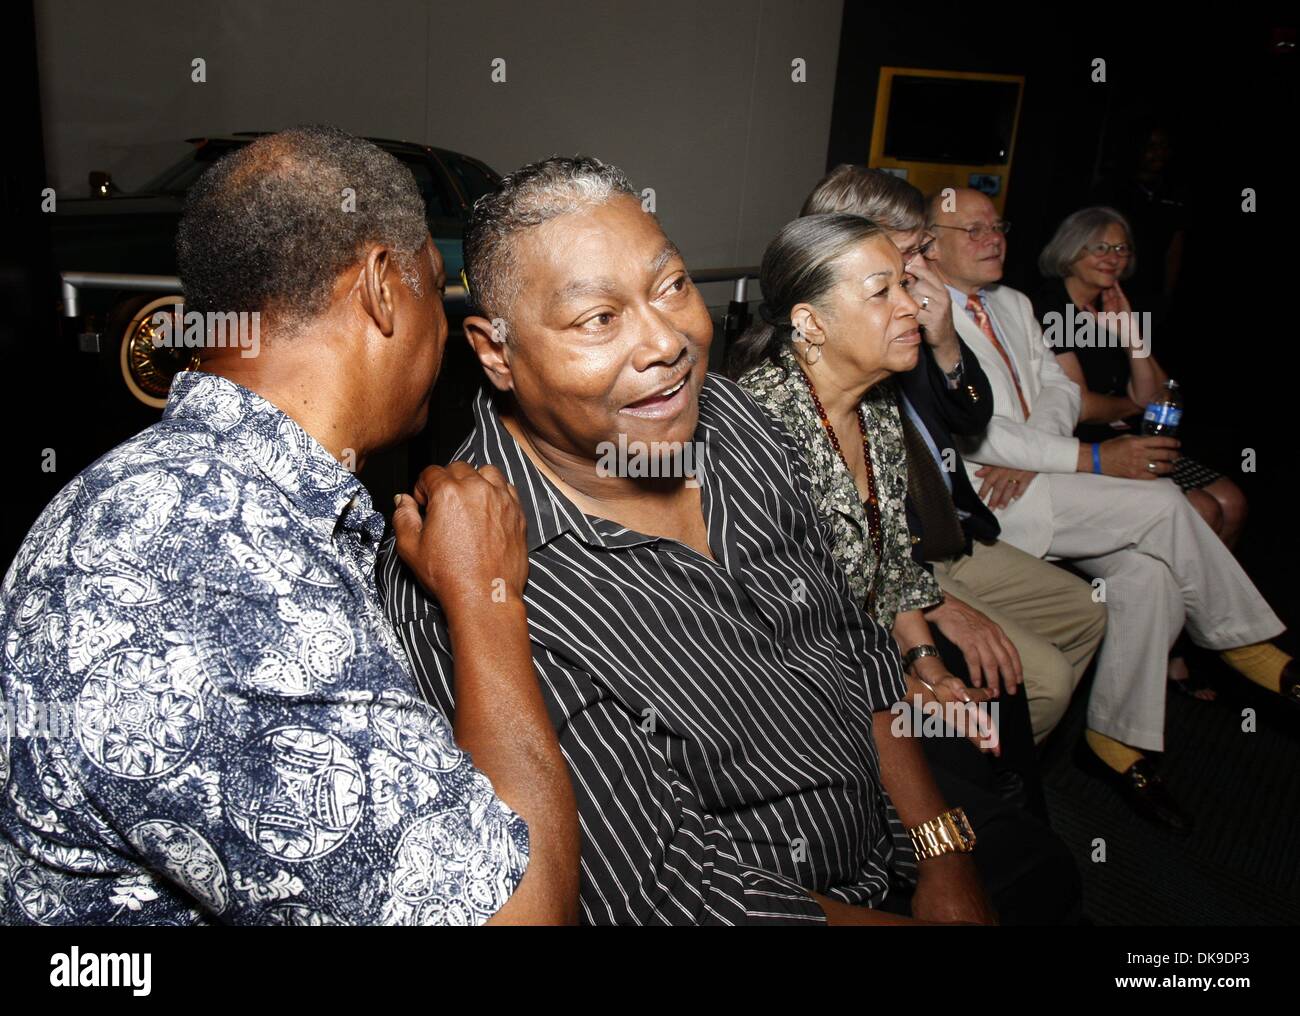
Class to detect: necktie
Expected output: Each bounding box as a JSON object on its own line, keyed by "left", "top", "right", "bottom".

{"left": 967, "top": 293, "right": 1030, "bottom": 419}
{"left": 899, "top": 411, "right": 968, "bottom": 562}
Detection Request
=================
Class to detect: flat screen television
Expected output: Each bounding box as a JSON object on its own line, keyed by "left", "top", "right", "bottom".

{"left": 883, "top": 75, "right": 1020, "bottom": 165}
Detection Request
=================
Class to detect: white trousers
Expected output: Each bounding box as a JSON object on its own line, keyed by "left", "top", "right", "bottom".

{"left": 1031, "top": 473, "right": 1284, "bottom": 751}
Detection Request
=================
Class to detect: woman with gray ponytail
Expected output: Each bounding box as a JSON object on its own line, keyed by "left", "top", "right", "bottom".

{"left": 732, "top": 213, "right": 987, "bottom": 690}
{"left": 729, "top": 215, "right": 885, "bottom": 377}
{"left": 733, "top": 214, "right": 962, "bottom": 656}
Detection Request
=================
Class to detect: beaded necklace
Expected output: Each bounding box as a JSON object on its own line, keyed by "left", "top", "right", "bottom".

{"left": 794, "top": 363, "right": 884, "bottom": 569}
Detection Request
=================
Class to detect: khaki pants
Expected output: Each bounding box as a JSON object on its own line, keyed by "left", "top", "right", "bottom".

{"left": 933, "top": 539, "right": 1106, "bottom": 743}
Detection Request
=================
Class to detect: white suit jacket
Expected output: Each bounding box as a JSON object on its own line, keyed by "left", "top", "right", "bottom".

{"left": 950, "top": 283, "right": 1082, "bottom": 557}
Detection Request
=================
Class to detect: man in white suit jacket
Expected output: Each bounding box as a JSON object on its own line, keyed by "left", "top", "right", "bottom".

{"left": 927, "top": 188, "right": 1286, "bottom": 831}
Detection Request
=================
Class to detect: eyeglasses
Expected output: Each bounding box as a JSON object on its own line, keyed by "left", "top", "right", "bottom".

{"left": 933, "top": 221, "right": 1011, "bottom": 242}
{"left": 1081, "top": 242, "right": 1132, "bottom": 257}
{"left": 902, "top": 233, "right": 937, "bottom": 262}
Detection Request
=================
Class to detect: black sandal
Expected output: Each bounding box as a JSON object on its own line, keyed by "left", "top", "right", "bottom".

{"left": 1168, "top": 663, "right": 1217, "bottom": 702}
{"left": 1168, "top": 635, "right": 1217, "bottom": 703}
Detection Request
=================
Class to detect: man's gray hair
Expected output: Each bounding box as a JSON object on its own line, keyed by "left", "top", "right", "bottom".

{"left": 800, "top": 164, "right": 926, "bottom": 233}
{"left": 1038, "top": 206, "right": 1138, "bottom": 280}
{"left": 463, "top": 155, "right": 638, "bottom": 327}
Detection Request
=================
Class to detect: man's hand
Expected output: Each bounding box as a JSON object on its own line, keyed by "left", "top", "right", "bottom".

{"left": 811, "top": 892, "right": 927, "bottom": 925}
{"left": 394, "top": 464, "right": 579, "bottom": 925}
{"left": 910, "top": 854, "right": 998, "bottom": 925}
{"left": 924, "top": 594, "right": 1022, "bottom": 697}
{"left": 908, "top": 257, "right": 960, "bottom": 369}
{"left": 1097, "top": 435, "right": 1179, "bottom": 480}
{"left": 871, "top": 707, "right": 991, "bottom": 924}
{"left": 806, "top": 893, "right": 930, "bottom": 925}
{"left": 973, "top": 465, "right": 1037, "bottom": 510}
{"left": 392, "top": 462, "right": 528, "bottom": 610}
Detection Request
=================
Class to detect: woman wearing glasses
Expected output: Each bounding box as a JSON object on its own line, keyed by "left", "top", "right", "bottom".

{"left": 1033, "top": 207, "right": 1242, "bottom": 541}
{"left": 1034, "top": 206, "right": 1248, "bottom": 699}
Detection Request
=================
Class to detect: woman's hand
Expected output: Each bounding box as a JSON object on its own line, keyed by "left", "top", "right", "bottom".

{"left": 907, "top": 257, "right": 961, "bottom": 367}
{"left": 906, "top": 664, "right": 1000, "bottom": 755}
{"left": 1100, "top": 281, "right": 1132, "bottom": 316}
{"left": 1101, "top": 281, "right": 1148, "bottom": 355}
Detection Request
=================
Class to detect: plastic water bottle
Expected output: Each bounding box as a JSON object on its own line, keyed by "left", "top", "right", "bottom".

{"left": 1141, "top": 379, "right": 1183, "bottom": 437}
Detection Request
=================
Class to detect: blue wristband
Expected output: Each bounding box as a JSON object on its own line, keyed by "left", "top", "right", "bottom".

{"left": 1091, "top": 443, "right": 1102, "bottom": 474}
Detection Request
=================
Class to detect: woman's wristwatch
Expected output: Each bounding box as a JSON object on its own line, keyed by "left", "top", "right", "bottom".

{"left": 902, "top": 643, "right": 941, "bottom": 673}
{"left": 908, "top": 807, "right": 977, "bottom": 860}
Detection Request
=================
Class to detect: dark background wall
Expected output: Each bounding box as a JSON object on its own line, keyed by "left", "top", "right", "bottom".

{"left": 2, "top": 3, "right": 62, "bottom": 564}
{"left": 826, "top": 5, "right": 1291, "bottom": 293}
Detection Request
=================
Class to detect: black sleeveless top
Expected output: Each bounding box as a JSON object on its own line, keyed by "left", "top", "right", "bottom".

{"left": 1031, "top": 279, "right": 1139, "bottom": 444}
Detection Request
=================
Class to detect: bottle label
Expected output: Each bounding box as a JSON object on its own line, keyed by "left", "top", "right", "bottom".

{"left": 1144, "top": 403, "right": 1182, "bottom": 428}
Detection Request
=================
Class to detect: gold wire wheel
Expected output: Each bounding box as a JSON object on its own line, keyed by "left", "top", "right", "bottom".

{"left": 119, "top": 295, "right": 200, "bottom": 408}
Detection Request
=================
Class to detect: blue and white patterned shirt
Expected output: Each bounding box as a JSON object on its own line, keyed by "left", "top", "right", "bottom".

{"left": 0, "top": 371, "right": 528, "bottom": 925}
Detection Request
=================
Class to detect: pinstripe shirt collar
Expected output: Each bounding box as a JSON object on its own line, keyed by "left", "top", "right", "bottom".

{"left": 460, "top": 384, "right": 715, "bottom": 554}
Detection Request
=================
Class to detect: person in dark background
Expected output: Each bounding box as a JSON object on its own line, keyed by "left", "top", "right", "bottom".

{"left": 1089, "top": 124, "right": 1186, "bottom": 330}
{"left": 1033, "top": 207, "right": 1247, "bottom": 542}
{"left": 931, "top": 186, "right": 1295, "bottom": 831}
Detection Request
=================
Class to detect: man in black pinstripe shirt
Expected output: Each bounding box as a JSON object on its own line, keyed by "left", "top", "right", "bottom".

{"left": 379, "top": 156, "right": 1075, "bottom": 925}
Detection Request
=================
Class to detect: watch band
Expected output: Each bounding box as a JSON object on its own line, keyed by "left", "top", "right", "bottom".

{"left": 942, "top": 354, "right": 965, "bottom": 389}
{"left": 902, "top": 643, "right": 940, "bottom": 672}
{"left": 909, "top": 807, "right": 977, "bottom": 860}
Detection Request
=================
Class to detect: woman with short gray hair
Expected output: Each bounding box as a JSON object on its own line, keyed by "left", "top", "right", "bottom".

{"left": 1033, "top": 206, "right": 1249, "bottom": 699}
{"left": 1037, "top": 206, "right": 1139, "bottom": 283}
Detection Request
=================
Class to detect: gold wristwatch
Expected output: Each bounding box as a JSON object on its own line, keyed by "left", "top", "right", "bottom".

{"left": 908, "top": 807, "right": 977, "bottom": 860}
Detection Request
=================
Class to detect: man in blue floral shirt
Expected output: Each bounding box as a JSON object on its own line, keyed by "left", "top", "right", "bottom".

{"left": 0, "top": 126, "right": 578, "bottom": 925}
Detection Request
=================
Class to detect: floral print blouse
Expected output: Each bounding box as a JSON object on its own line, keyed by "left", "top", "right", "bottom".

{"left": 739, "top": 345, "right": 942, "bottom": 631}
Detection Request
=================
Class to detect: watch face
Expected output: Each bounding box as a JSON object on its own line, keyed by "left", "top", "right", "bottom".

{"left": 949, "top": 810, "right": 976, "bottom": 847}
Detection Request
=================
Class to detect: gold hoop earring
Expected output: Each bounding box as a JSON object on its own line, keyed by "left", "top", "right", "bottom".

{"left": 802, "top": 341, "right": 821, "bottom": 366}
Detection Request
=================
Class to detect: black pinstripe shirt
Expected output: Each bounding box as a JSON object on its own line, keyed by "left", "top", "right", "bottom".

{"left": 378, "top": 376, "right": 914, "bottom": 925}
